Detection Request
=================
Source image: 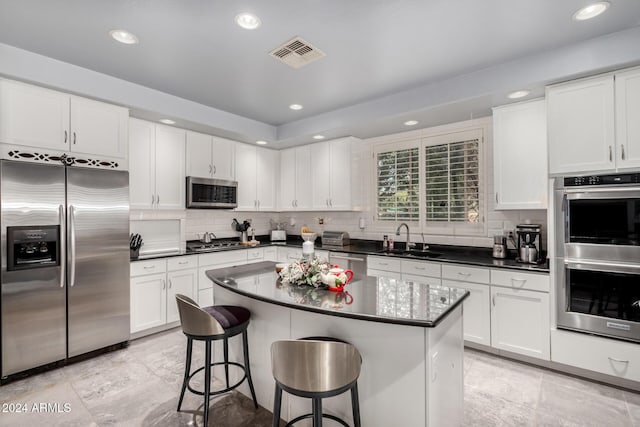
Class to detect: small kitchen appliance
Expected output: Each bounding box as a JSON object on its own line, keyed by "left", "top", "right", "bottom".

{"left": 270, "top": 219, "right": 287, "bottom": 242}
{"left": 321, "top": 231, "right": 351, "bottom": 247}
{"left": 492, "top": 235, "right": 507, "bottom": 259}
{"left": 516, "top": 224, "right": 542, "bottom": 264}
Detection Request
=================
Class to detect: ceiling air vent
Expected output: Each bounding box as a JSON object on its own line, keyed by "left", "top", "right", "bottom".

{"left": 269, "top": 37, "right": 326, "bottom": 69}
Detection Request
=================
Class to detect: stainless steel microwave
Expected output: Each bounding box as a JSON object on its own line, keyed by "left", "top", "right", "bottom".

{"left": 186, "top": 177, "right": 237, "bottom": 209}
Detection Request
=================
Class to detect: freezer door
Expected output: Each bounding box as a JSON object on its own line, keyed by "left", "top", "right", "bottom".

{"left": 1, "top": 160, "right": 67, "bottom": 377}
{"left": 67, "top": 167, "right": 130, "bottom": 357}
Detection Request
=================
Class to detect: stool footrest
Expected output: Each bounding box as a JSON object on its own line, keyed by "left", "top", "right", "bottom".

{"left": 186, "top": 361, "right": 248, "bottom": 397}
{"left": 285, "top": 412, "right": 350, "bottom": 427}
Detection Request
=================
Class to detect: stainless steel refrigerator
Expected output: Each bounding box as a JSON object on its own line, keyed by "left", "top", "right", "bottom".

{"left": 1, "top": 159, "right": 130, "bottom": 379}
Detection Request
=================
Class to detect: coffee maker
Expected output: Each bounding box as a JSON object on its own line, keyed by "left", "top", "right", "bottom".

{"left": 516, "top": 224, "right": 542, "bottom": 264}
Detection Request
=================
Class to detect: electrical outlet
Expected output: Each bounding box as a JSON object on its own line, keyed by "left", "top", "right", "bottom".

{"left": 318, "top": 218, "right": 324, "bottom": 225}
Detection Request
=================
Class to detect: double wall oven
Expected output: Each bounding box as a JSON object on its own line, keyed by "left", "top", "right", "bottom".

{"left": 554, "top": 173, "right": 640, "bottom": 342}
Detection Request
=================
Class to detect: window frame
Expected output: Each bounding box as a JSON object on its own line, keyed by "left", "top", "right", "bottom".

{"left": 371, "top": 121, "right": 487, "bottom": 238}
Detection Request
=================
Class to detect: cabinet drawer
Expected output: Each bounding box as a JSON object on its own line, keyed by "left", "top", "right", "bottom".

{"left": 199, "top": 250, "right": 247, "bottom": 267}
{"left": 131, "top": 259, "right": 167, "bottom": 276}
{"left": 167, "top": 255, "right": 198, "bottom": 271}
{"left": 490, "top": 269, "right": 549, "bottom": 293}
{"left": 402, "top": 274, "right": 441, "bottom": 285}
{"left": 442, "top": 264, "right": 489, "bottom": 284}
{"left": 246, "top": 248, "right": 264, "bottom": 262}
{"left": 551, "top": 329, "right": 640, "bottom": 382}
{"left": 401, "top": 260, "right": 441, "bottom": 278}
{"left": 367, "top": 256, "right": 402, "bottom": 273}
{"left": 367, "top": 268, "right": 402, "bottom": 280}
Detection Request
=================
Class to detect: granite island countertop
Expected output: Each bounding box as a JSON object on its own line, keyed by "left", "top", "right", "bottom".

{"left": 206, "top": 261, "right": 470, "bottom": 328}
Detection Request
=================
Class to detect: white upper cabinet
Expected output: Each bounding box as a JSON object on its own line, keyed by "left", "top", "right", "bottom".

{"left": 235, "top": 144, "right": 277, "bottom": 210}
{"left": 614, "top": 67, "right": 640, "bottom": 170}
{"left": 548, "top": 68, "right": 640, "bottom": 175}
{"left": 186, "top": 131, "right": 235, "bottom": 180}
{"left": 0, "top": 79, "right": 128, "bottom": 160}
{"left": 279, "top": 145, "right": 312, "bottom": 210}
{"left": 0, "top": 79, "right": 69, "bottom": 151}
{"left": 311, "top": 137, "right": 352, "bottom": 210}
{"left": 68, "top": 97, "right": 128, "bottom": 158}
{"left": 129, "top": 119, "right": 185, "bottom": 210}
{"left": 492, "top": 99, "right": 547, "bottom": 209}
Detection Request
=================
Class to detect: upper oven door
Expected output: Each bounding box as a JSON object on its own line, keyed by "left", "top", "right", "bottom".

{"left": 557, "top": 186, "right": 640, "bottom": 263}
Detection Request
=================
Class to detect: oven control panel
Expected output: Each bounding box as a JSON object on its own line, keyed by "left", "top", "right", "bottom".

{"left": 564, "top": 173, "right": 640, "bottom": 187}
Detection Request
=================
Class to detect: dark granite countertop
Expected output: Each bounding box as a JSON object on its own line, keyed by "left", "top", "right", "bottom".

{"left": 206, "top": 261, "right": 469, "bottom": 328}
{"left": 132, "top": 236, "right": 549, "bottom": 273}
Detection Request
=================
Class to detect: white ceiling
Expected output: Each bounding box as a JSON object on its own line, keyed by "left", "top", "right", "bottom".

{"left": 0, "top": 0, "right": 640, "bottom": 147}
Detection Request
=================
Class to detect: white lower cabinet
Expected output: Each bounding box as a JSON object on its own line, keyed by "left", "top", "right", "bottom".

{"left": 442, "top": 264, "right": 491, "bottom": 347}
{"left": 130, "top": 256, "right": 197, "bottom": 335}
{"left": 444, "top": 279, "right": 491, "bottom": 347}
{"left": 198, "top": 250, "right": 249, "bottom": 306}
{"left": 489, "top": 269, "right": 550, "bottom": 360}
{"left": 551, "top": 329, "right": 640, "bottom": 383}
{"left": 490, "top": 286, "right": 550, "bottom": 360}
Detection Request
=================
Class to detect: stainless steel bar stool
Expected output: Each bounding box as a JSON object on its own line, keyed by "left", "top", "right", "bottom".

{"left": 175, "top": 294, "right": 258, "bottom": 426}
{"left": 271, "top": 338, "right": 362, "bottom": 427}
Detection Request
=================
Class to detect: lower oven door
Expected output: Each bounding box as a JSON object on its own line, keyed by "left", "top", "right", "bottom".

{"left": 557, "top": 259, "right": 640, "bottom": 342}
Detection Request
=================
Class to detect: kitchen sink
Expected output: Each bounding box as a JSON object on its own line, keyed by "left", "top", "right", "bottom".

{"left": 377, "top": 249, "right": 441, "bottom": 258}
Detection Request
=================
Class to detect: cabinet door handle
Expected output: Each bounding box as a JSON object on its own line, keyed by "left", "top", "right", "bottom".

{"left": 621, "top": 144, "right": 626, "bottom": 161}
{"left": 209, "top": 164, "right": 212, "bottom": 174}
{"left": 330, "top": 198, "right": 333, "bottom": 207}
{"left": 511, "top": 278, "right": 527, "bottom": 287}
{"left": 73, "top": 132, "right": 77, "bottom": 145}
{"left": 292, "top": 200, "right": 295, "bottom": 207}
{"left": 414, "top": 266, "right": 426, "bottom": 270}
{"left": 609, "top": 146, "right": 613, "bottom": 162}
{"left": 213, "top": 165, "right": 216, "bottom": 174}
{"left": 64, "top": 130, "right": 68, "bottom": 144}
{"left": 458, "top": 272, "right": 471, "bottom": 278}
{"left": 495, "top": 192, "right": 499, "bottom": 204}
{"left": 258, "top": 200, "right": 260, "bottom": 209}
{"left": 379, "top": 262, "right": 388, "bottom": 266}
{"left": 162, "top": 280, "right": 166, "bottom": 290}
{"left": 143, "top": 266, "right": 155, "bottom": 270}
{"left": 168, "top": 279, "right": 172, "bottom": 289}
{"left": 608, "top": 356, "right": 629, "bottom": 364}
{"left": 492, "top": 295, "right": 496, "bottom": 306}
{"left": 151, "top": 194, "right": 155, "bottom": 205}
{"left": 156, "top": 194, "right": 160, "bottom": 205}
{"left": 178, "top": 261, "right": 188, "bottom": 265}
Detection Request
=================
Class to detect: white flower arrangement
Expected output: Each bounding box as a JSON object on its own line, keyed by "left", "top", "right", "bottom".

{"left": 277, "top": 256, "right": 331, "bottom": 287}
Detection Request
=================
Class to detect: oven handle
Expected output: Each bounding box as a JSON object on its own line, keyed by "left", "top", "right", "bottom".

{"left": 564, "top": 259, "right": 640, "bottom": 275}
{"left": 564, "top": 187, "right": 640, "bottom": 200}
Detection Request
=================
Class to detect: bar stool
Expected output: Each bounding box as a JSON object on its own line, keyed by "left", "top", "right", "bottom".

{"left": 270, "top": 338, "right": 362, "bottom": 427}
{"left": 175, "top": 294, "right": 258, "bottom": 427}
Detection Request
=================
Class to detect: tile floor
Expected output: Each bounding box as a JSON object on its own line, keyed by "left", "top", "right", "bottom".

{"left": 0, "top": 328, "right": 639, "bottom": 426}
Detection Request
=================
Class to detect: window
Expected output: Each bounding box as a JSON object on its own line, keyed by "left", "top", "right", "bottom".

{"left": 375, "top": 145, "right": 419, "bottom": 222}
{"left": 425, "top": 138, "right": 480, "bottom": 223}
{"left": 373, "top": 124, "right": 485, "bottom": 236}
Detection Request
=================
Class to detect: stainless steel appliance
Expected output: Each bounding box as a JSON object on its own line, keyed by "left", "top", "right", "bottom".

{"left": 270, "top": 230, "right": 286, "bottom": 242}
{"left": 322, "top": 231, "right": 351, "bottom": 247}
{"left": 186, "top": 176, "right": 237, "bottom": 209}
{"left": 1, "top": 160, "right": 130, "bottom": 379}
{"left": 554, "top": 173, "right": 640, "bottom": 342}
{"left": 492, "top": 235, "right": 507, "bottom": 259}
{"left": 329, "top": 252, "right": 367, "bottom": 279}
{"left": 516, "top": 224, "right": 542, "bottom": 264}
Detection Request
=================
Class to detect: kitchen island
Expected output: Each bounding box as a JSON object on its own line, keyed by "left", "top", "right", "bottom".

{"left": 206, "top": 261, "right": 469, "bottom": 427}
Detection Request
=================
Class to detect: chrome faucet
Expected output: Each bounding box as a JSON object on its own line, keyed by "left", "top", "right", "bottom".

{"left": 395, "top": 223, "right": 415, "bottom": 250}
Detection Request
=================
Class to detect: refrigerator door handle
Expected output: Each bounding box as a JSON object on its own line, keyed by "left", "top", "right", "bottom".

{"left": 59, "top": 204, "right": 66, "bottom": 288}
{"left": 69, "top": 205, "right": 77, "bottom": 287}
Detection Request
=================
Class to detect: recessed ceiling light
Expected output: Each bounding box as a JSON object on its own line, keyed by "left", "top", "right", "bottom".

{"left": 256, "top": 140, "right": 268, "bottom": 145}
{"left": 289, "top": 104, "right": 303, "bottom": 111}
{"left": 507, "top": 90, "right": 531, "bottom": 99}
{"left": 235, "top": 13, "right": 261, "bottom": 30}
{"left": 313, "top": 135, "right": 325, "bottom": 140}
{"left": 109, "top": 29, "right": 139, "bottom": 45}
{"left": 159, "top": 119, "right": 175, "bottom": 125}
{"left": 404, "top": 120, "right": 419, "bottom": 126}
{"left": 573, "top": 2, "right": 610, "bottom": 21}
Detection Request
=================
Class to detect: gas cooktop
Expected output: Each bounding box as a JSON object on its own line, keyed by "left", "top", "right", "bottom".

{"left": 186, "top": 240, "right": 241, "bottom": 253}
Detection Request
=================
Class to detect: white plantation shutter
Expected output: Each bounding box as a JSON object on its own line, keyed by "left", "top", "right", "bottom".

{"left": 425, "top": 138, "right": 480, "bottom": 223}
{"left": 376, "top": 146, "right": 419, "bottom": 221}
